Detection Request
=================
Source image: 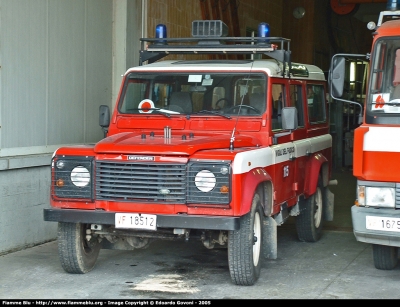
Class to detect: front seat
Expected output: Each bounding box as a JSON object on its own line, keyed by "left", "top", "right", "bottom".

{"left": 169, "top": 92, "right": 193, "bottom": 113}
{"left": 249, "top": 93, "right": 265, "bottom": 114}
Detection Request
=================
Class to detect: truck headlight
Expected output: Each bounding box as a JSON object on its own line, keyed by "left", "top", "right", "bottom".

{"left": 195, "top": 170, "right": 216, "bottom": 192}
{"left": 358, "top": 185, "right": 395, "bottom": 208}
{"left": 188, "top": 162, "right": 231, "bottom": 204}
{"left": 71, "top": 166, "right": 91, "bottom": 187}
{"left": 52, "top": 156, "right": 94, "bottom": 200}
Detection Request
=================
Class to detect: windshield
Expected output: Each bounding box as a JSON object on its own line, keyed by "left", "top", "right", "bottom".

{"left": 367, "top": 37, "right": 400, "bottom": 124}
{"left": 118, "top": 72, "right": 267, "bottom": 116}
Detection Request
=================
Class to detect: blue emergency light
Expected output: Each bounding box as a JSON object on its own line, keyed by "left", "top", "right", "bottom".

{"left": 386, "top": 0, "right": 400, "bottom": 10}
{"left": 155, "top": 24, "right": 167, "bottom": 44}
{"left": 257, "top": 22, "right": 270, "bottom": 44}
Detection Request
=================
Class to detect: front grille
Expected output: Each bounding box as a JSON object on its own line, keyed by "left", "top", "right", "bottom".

{"left": 96, "top": 161, "right": 186, "bottom": 203}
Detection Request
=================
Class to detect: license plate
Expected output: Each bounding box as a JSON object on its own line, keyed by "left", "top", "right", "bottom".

{"left": 366, "top": 216, "right": 400, "bottom": 232}
{"left": 115, "top": 213, "right": 157, "bottom": 230}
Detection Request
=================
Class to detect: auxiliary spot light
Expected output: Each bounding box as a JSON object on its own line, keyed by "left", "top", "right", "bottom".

{"left": 387, "top": 0, "right": 400, "bottom": 10}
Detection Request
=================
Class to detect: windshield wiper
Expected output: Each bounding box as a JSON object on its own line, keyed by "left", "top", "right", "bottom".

{"left": 195, "top": 110, "right": 231, "bottom": 119}
{"left": 152, "top": 110, "right": 171, "bottom": 118}
{"left": 129, "top": 108, "right": 171, "bottom": 118}
{"left": 387, "top": 99, "right": 400, "bottom": 106}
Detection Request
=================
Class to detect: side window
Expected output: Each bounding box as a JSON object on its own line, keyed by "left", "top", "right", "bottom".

{"left": 391, "top": 49, "right": 400, "bottom": 99}
{"left": 370, "top": 41, "right": 386, "bottom": 95}
{"left": 271, "top": 84, "right": 285, "bottom": 130}
{"left": 307, "top": 84, "right": 326, "bottom": 124}
{"left": 289, "top": 84, "right": 304, "bottom": 127}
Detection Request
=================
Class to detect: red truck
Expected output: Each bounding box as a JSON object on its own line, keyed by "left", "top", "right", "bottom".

{"left": 45, "top": 20, "right": 335, "bottom": 286}
{"left": 330, "top": 0, "right": 400, "bottom": 270}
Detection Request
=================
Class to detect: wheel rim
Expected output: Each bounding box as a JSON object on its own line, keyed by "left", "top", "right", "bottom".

{"left": 253, "top": 211, "right": 261, "bottom": 266}
{"left": 314, "top": 188, "right": 323, "bottom": 228}
{"left": 81, "top": 224, "right": 96, "bottom": 255}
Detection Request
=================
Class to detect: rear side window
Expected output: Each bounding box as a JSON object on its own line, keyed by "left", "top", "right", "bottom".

{"left": 289, "top": 84, "right": 304, "bottom": 127}
{"left": 307, "top": 84, "right": 326, "bottom": 124}
{"left": 271, "top": 84, "right": 285, "bottom": 130}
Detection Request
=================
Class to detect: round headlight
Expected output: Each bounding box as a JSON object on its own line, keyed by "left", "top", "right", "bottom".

{"left": 70, "top": 166, "right": 90, "bottom": 187}
{"left": 195, "top": 170, "right": 216, "bottom": 192}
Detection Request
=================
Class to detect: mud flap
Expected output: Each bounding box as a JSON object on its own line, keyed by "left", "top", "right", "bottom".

{"left": 323, "top": 187, "right": 334, "bottom": 222}
{"left": 262, "top": 216, "right": 277, "bottom": 259}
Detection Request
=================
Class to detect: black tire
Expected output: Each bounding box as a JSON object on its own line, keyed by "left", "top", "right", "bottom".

{"left": 296, "top": 177, "right": 324, "bottom": 242}
{"left": 57, "top": 222, "right": 101, "bottom": 274}
{"left": 372, "top": 244, "right": 398, "bottom": 270}
{"left": 228, "top": 193, "right": 263, "bottom": 286}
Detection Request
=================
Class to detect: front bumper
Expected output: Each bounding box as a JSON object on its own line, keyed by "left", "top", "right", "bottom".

{"left": 43, "top": 208, "right": 240, "bottom": 231}
{"left": 351, "top": 205, "right": 400, "bottom": 247}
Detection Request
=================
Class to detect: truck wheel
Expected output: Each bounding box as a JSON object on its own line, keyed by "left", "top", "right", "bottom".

{"left": 296, "top": 177, "right": 323, "bottom": 242}
{"left": 372, "top": 244, "right": 398, "bottom": 270}
{"left": 57, "top": 222, "right": 101, "bottom": 274}
{"left": 228, "top": 193, "right": 263, "bottom": 286}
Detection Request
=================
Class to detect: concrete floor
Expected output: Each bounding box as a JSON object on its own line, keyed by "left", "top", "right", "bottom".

{"left": 2, "top": 168, "right": 400, "bottom": 300}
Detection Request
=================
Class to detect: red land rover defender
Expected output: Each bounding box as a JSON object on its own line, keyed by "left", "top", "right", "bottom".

{"left": 44, "top": 20, "right": 335, "bottom": 286}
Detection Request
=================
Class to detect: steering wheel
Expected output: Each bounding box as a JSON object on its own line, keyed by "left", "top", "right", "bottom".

{"left": 215, "top": 97, "right": 230, "bottom": 109}
{"left": 225, "top": 104, "right": 260, "bottom": 114}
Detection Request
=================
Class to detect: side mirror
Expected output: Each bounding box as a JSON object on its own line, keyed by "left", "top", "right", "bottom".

{"left": 99, "top": 105, "right": 110, "bottom": 128}
{"left": 273, "top": 107, "right": 298, "bottom": 145}
{"left": 281, "top": 107, "right": 298, "bottom": 130}
{"left": 330, "top": 56, "right": 346, "bottom": 98}
{"left": 99, "top": 105, "right": 110, "bottom": 138}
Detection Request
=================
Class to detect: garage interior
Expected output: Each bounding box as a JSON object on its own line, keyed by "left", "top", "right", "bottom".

{"left": 0, "top": 0, "right": 389, "bottom": 255}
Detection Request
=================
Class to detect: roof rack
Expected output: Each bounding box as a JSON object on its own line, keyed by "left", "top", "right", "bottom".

{"left": 138, "top": 20, "right": 292, "bottom": 75}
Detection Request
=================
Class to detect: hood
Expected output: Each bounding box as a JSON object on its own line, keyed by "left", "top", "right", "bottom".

{"left": 94, "top": 132, "right": 260, "bottom": 155}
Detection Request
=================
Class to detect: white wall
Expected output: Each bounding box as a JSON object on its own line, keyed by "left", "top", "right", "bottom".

{"left": 0, "top": 0, "right": 143, "bottom": 254}
{"left": 1, "top": 0, "right": 112, "bottom": 156}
